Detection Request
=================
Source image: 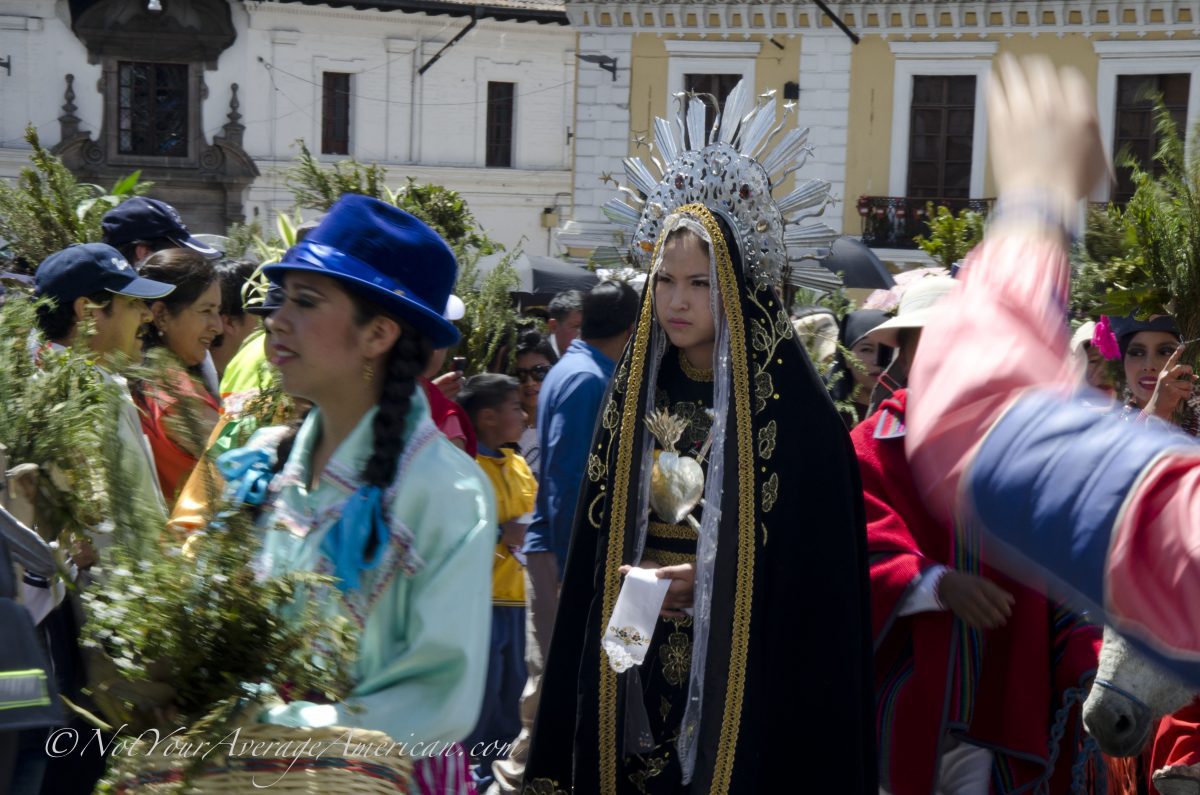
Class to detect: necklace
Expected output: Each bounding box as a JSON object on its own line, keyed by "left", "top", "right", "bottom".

{"left": 678, "top": 349, "right": 713, "bottom": 382}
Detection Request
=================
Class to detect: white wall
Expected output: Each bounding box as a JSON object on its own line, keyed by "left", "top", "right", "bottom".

{"left": 235, "top": 2, "right": 575, "bottom": 252}
{"left": 798, "top": 32, "right": 853, "bottom": 235}
{"left": 557, "top": 29, "right": 631, "bottom": 254}
{"left": 0, "top": 0, "right": 575, "bottom": 253}
{"left": 237, "top": 6, "right": 573, "bottom": 158}
{"left": 0, "top": 1, "right": 99, "bottom": 153}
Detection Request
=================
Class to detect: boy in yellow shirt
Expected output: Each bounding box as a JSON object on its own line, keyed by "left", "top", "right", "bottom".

{"left": 457, "top": 374, "right": 537, "bottom": 786}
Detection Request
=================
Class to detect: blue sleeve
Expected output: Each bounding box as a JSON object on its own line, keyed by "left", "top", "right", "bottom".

{"left": 966, "top": 391, "right": 1200, "bottom": 683}
{"left": 523, "top": 375, "right": 607, "bottom": 573}
{"left": 968, "top": 392, "right": 1191, "bottom": 600}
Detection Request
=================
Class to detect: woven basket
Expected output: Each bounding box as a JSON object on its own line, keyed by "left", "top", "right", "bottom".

{"left": 112, "top": 722, "right": 414, "bottom": 793}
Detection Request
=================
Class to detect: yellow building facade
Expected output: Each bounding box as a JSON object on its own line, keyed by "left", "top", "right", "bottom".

{"left": 561, "top": 0, "right": 1200, "bottom": 264}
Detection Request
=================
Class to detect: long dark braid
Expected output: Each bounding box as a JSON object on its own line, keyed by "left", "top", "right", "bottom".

{"left": 363, "top": 322, "right": 433, "bottom": 490}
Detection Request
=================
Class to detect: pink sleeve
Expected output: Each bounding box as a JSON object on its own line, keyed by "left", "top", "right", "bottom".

{"left": 439, "top": 413, "right": 467, "bottom": 444}
{"left": 1108, "top": 451, "right": 1200, "bottom": 655}
{"left": 905, "top": 231, "right": 1200, "bottom": 659}
{"left": 905, "top": 234, "right": 1076, "bottom": 524}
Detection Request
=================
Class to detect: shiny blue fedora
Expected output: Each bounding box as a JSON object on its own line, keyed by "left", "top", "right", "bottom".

{"left": 264, "top": 194, "right": 460, "bottom": 347}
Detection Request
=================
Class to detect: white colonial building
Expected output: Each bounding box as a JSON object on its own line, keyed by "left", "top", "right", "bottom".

{"left": 6, "top": 0, "right": 1200, "bottom": 265}
{"left": 557, "top": 0, "right": 1200, "bottom": 268}
{"left": 0, "top": 0, "right": 575, "bottom": 254}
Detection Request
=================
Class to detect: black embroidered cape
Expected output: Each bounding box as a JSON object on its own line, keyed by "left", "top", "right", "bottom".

{"left": 524, "top": 205, "right": 877, "bottom": 794}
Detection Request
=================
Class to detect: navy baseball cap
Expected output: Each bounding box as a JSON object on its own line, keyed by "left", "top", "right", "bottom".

{"left": 35, "top": 243, "right": 175, "bottom": 303}
{"left": 101, "top": 197, "right": 220, "bottom": 259}
{"left": 246, "top": 283, "right": 284, "bottom": 317}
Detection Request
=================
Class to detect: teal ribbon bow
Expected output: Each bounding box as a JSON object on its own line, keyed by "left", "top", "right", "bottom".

{"left": 321, "top": 485, "right": 390, "bottom": 593}
{"left": 216, "top": 447, "right": 276, "bottom": 507}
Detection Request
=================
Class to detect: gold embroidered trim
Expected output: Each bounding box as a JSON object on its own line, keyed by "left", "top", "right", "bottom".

{"left": 757, "top": 420, "right": 777, "bottom": 461}
{"left": 648, "top": 521, "right": 697, "bottom": 540}
{"left": 598, "top": 230, "right": 659, "bottom": 794}
{"left": 588, "top": 453, "right": 607, "bottom": 483}
{"left": 711, "top": 208, "right": 757, "bottom": 795}
{"left": 641, "top": 548, "right": 696, "bottom": 567}
{"left": 678, "top": 349, "right": 714, "bottom": 382}
{"left": 762, "top": 472, "right": 779, "bottom": 513}
{"left": 628, "top": 748, "right": 670, "bottom": 794}
{"left": 660, "top": 630, "right": 692, "bottom": 687}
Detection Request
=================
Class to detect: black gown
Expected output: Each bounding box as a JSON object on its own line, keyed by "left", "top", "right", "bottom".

{"left": 620, "top": 347, "right": 713, "bottom": 793}
{"left": 524, "top": 205, "right": 876, "bottom": 795}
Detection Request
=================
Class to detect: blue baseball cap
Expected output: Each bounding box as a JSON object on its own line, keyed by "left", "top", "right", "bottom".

{"left": 101, "top": 197, "right": 220, "bottom": 259}
{"left": 246, "top": 283, "right": 284, "bottom": 317}
{"left": 264, "top": 195, "right": 460, "bottom": 347}
{"left": 34, "top": 243, "right": 175, "bottom": 303}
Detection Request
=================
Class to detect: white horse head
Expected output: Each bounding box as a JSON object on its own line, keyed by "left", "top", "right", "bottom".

{"left": 1083, "top": 626, "right": 1196, "bottom": 757}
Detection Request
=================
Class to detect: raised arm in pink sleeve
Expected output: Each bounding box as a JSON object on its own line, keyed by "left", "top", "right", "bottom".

{"left": 905, "top": 233, "right": 1075, "bottom": 524}
{"left": 904, "top": 231, "right": 1200, "bottom": 666}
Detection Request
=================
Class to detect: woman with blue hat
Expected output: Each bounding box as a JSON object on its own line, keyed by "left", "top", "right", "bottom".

{"left": 224, "top": 194, "right": 495, "bottom": 792}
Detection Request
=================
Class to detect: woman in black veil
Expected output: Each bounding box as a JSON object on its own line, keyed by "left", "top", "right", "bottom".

{"left": 523, "top": 84, "right": 876, "bottom": 794}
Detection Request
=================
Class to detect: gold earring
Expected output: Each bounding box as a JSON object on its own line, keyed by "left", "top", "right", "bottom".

{"left": 363, "top": 360, "right": 375, "bottom": 384}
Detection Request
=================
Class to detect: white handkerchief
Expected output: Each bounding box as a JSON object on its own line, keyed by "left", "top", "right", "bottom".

{"left": 602, "top": 566, "right": 671, "bottom": 673}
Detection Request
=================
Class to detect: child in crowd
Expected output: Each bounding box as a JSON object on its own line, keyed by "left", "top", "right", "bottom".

{"left": 457, "top": 374, "right": 537, "bottom": 788}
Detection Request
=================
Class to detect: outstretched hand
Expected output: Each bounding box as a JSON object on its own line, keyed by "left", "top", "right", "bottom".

{"left": 1145, "top": 344, "right": 1198, "bottom": 421}
{"left": 987, "top": 54, "right": 1110, "bottom": 222}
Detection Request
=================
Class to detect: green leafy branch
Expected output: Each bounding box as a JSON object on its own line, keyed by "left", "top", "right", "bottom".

{"left": 0, "top": 125, "right": 148, "bottom": 271}
{"left": 455, "top": 245, "right": 522, "bottom": 375}
{"left": 913, "top": 204, "right": 984, "bottom": 271}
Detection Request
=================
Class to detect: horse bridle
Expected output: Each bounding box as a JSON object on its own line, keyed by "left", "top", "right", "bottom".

{"left": 1092, "top": 677, "right": 1155, "bottom": 719}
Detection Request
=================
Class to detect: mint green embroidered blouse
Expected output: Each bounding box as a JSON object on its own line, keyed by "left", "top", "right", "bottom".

{"left": 257, "top": 392, "right": 496, "bottom": 745}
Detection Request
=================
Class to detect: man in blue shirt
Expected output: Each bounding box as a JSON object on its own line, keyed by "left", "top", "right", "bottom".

{"left": 489, "top": 280, "right": 639, "bottom": 794}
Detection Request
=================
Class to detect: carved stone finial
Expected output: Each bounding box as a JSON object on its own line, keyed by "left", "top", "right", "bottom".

{"left": 221, "top": 82, "right": 244, "bottom": 147}
{"left": 59, "top": 74, "right": 81, "bottom": 140}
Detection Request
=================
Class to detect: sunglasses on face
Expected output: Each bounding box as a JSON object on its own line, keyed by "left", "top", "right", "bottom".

{"left": 515, "top": 364, "right": 552, "bottom": 383}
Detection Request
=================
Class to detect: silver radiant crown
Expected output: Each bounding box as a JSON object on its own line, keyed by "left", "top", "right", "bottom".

{"left": 602, "top": 79, "right": 842, "bottom": 292}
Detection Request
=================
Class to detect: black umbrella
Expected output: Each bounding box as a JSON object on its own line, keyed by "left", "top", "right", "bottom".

{"left": 522, "top": 255, "right": 600, "bottom": 299}
{"left": 475, "top": 253, "right": 600, "bottom": 310}
{"left": 811, "top": 236, "right": 895, "bottom": 289}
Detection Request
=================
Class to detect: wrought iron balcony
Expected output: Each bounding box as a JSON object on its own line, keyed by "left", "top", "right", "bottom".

{"left": 857, "top": 195, "right": 995, "bottom": 249}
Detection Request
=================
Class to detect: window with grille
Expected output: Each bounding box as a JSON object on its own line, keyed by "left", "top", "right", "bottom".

{"left": 117, "top": 62, "right": 189, "bottom": 157}
{"left": 905, "top": 75, "right": 976, "bottom": 200}
{"left": 322, "top": 72, "right": 352, "bottom": 156}
{"left": 684, "top": 73, "right": 742, "bottom": 136}
{"left": 1113, "top": 73, "right": 1190, "bottom": 203}
{"left": 486, "top": 82, "right": 515, "bottom": 168}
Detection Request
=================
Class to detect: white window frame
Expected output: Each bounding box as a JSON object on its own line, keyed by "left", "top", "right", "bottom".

{"left": 665, "top": 40, "right": 760, "bottom": 115}
{"left": 1094, "top": 40, "right": 1200, "bottom": 201}
{"left": 887, "top": 41, "right": 996, "bottom": 199}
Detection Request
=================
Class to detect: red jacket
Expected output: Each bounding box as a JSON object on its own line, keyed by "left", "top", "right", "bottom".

{"left": 855, "top": 390, "right": 1101, "bottom": 794}
{"left": 421, "top": 378, "right": 477, "bottom": 458}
